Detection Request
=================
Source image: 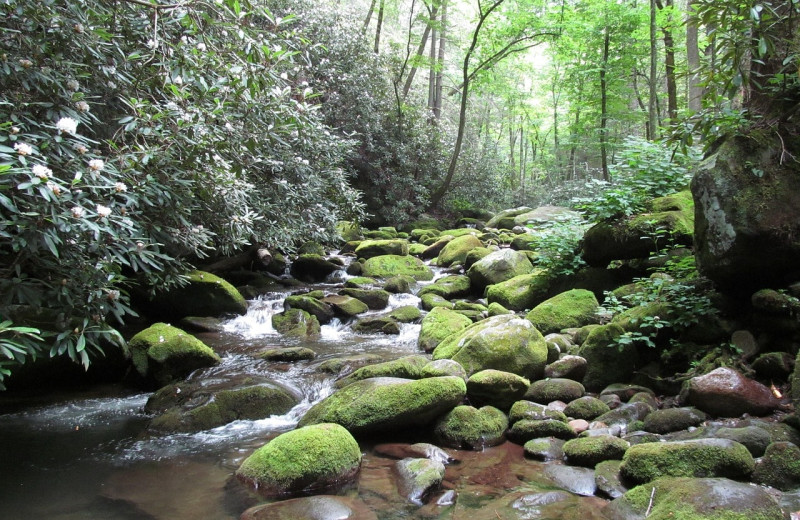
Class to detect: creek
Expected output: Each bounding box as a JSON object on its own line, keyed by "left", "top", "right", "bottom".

{"left": 0, "top": 263, "right": 606, "bottom": 520}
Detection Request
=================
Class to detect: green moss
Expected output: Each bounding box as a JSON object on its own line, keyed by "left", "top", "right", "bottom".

{"left": 129, "top": 322, "right": 220, "bottom": 385}
{"left": 344, "top": 277, "right": 377, "bottom": 288}
{"left": 383, "top": 275, "right": 415, "bottom": 293}
{"left": 466, "top": 369, "right": 530, "bottom": 410}
{"left": 526, "top": 378, "right": 585, "bottom": 404}
{"left": 257, "top": 347, "right": 317, "bottom": 361}
{"left": 388, "top": 305, "right": 422, "bottom": 322}
{"left": 272, "top": 309, "right": 321, "bottom": 337}
{"left": 339, "top": 288, "right": 390, "bottom": 310}
{"left": 563, "top": 396, "right": 610, "bottom": 421}
{"left": 334, "top": 355, "right": 429, "bottom": 388}
{"left": 436, "top": 234, "right": 483, "bottom": 267}
{"left": 362, "top": 254, "right": 434, "bottom": 281}
{"left": 418, "top": 307, "right": 473, "bottom": 353}
{"left": 578, "top": 323, "right": 637, "bottom": 392}
{"left": 434, "top": 405, "right": 508, "bottom": 449}
{"left": 321, "top": 295, "right": 369, "bottom": 318}
{"left": 420, "top": 293, "right": 455, "bottom": 311}
{"left": 507, "top": 418, "right": 576, "bottom": 443}
{"left": 525, "top": 289, "right": 599, "bottom": 334}
{"left": 487, "top": 302, "right": 513, "bottom": 316}
{"left": 236, "top": 423, "right": 362, "bottom": 495}
{"left": 563, "top": 435, "right": 630, "bottom": 467}
{"left": 354, "top": 239, "right": 409, "bottom": 259}
{"left": 284, "top": 295, "right": 334, "bottom": 324}
{"left": 152, "top": 270, "right": 248, "bottom": 320}
{"left": 509, "top": 400, "right": 567, "bottom": 424}
{"left": 751, "top": 441, "right": 800, "bottom": 490}
{"left": 649, "top": 190, "right": 694, "bottom": 214}
{"left": 417, "top": 275, "right": 472, "bottom": 299}
{"left": 485, "top": 271, "right": 551, "bottom": 311}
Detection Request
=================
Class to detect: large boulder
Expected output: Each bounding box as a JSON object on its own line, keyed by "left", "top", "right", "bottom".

{"left": 525, "top": 289, "right": 599, "bottom": 334}
{"left": 577, "top": 323, "right": 638, "bottom": 392}
{"left": 297, "top": 376, "right": 466, "bottom": 436}
{"left": 466, "top": 369, "right": 530, "bottom": 410}
{"left": 361, "top": 255, "right": 434, "bottom": 281}
{"left": 394, "top": 457, "right": 446, "bottom": 505}
{"left": 620, "top": 438, "right": 755, "bottom": 484}
{"left": 512, "top": 206, "right": 582, "bottom": 228}
{"left": 272, "top": 309, "right": 321, "bottom": 337}
{"left": 436, "top": 234, "right": 483, "bottom": 267}
{"left": 284, "top": 295, "right": 335, "bottom": 324}
{"left": 417, "top": 275, "right": 472, "bottom": 300}
{"left": 290, "top": 254, "right": 341, "bottom": 282}
{"left": 148, "top": 270, "right": 247, "bottom": 321}
{"left": 354, "top": 239, "right": 409, "bottom": 259}
{"left": 433, "top": 405, "right": 508, "bottom": 449}
{"left": 129, "top": 323, "right": 220, "bottom": 387}
{"left": 418, "top": 307, "right": 473, "bottom": 353}
{"left": 236, "top": 423, "right": 362, "bottom": 496}
{"left": 604, "top": 477, "right": 785, "bottom": 520}
{"left": 432, "top": 314, "right": 547, "bottom": 379}
{"left": 334, "top": 355, "right": 429, "bottom": 388}
{"left": 562, "top": 435, "right": 630, "bottom": 467}
{"left": 692, "top": 135, "right": 800, "bottom": 291}
{"left": 681, "top": 367, "right": 782, "bottom": 417}
{"left": 486, "top": 206, "right": 533, "bottom": 229}
{"left": 467, "top": 249, "right": 534, "bottom": 293}
{"left": 485, "top": 271, "right": 551, "bottom": 311}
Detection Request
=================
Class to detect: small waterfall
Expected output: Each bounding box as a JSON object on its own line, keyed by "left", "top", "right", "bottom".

{"left": 386, "top": 292, "right": 422, "bottom": 310}
{"left": 222, "top": 293, "right": 285, "bottom": 338}
{"left": 321, "top": 318, "right": 349, "bottom": 340}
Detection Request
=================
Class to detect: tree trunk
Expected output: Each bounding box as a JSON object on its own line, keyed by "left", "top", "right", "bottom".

{"left": 648, "top": 0, "right": 659, "bottom": 140}
{"left": 600, "top": 28, "right": 610, "bottom": 181}
{"left": 363, "top": 0, "right": 377, "bottom": 33}
{"left": 433, "top": 0, "right": 447, "bottom": 119}
{"left": 428, "top": 13, "right": 438, "bottom": 112}
{"left": 374, "top": 0, "right": 385, "bottom": 54}
{"left": 403, "top": 5, "right": 439, "bottom": 98}
{"left": 657, "top": 0, "right": 678, "bottom": 122}
{"left": 685, "top": 0, "right": 702, "bottom": 112}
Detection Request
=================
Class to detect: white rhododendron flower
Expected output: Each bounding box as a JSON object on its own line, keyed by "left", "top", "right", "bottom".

{"left": 114, "top": 182, "right": 127, "bottom": 193}
{"left": 71, "top": 206, "right": 85, "bottom": 218}
{"left": 75, "top": 101, "right": 90, "bottom": 112}
{"left": 56, "top": 117, "right": 78, "bottom": 135}
{"left": 96, "top": 204, "right": 112, "bottom": 218}
{"left": 14, "top": 142, "right": 33, "bottom": 156}
{"left": 88, "top": 159, "right": 105, "bottom": 171}
{"left": 32, "top": 164, "right": 52, "bottom": 179}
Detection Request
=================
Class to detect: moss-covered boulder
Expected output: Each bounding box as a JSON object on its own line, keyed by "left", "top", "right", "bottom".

{"left": 344, "top": 276, "right": 377, "bottom": 289}
{"left": 257, "top": 347, "right": 317, "bottom": 362}
{"left": 418, "top": 307, "right": 473, "bottom": 353}
{"left": 509, "top": 400, "right": 568, "bottom": 424}
{"left": 272, "top": 309, "right": 321, "bottom": 337}
{"left": 417, "top": 275, "right": 472, "bottom": 300}
{"left": 643, "top": 407, "right": 707, "bottom": 434}
{"left": 486, "top": 206, "right": 533, "bottom": 229}
{"left": 146, "top": 380, "right": 298, "bottom": 433}
{"left": 284, "top": 295, "right": 335, "bottom": 324}
{"left": 467, "top": 249, "right": 534, "bottom": 293}
{"left": 241, "top": 495, "right": 377, "bottom": 520}
{"left": 563, "top": 435, "right": 630, "bottom": 467}
{"left": 432, "top": 314, "right": 547, "bottom": 379}
{"left": 334, "top": 355, "right": 429, "bottom": 388}
{"left": 508, "top": 418, "right": 576, "bottom": 443}
{"left": 436, "top": 234, "right": 483, "bottom": 267}
{"left": 297, "top": 376, "right": 467, "bottom": 436}
{"left": 523, "top": 437, "right": 566, "bottom": 461}
{"left": 420, "top": 293, "right": 455, "bottom": 311}
{"left": 485, "top": 271, "right": 552, "bottom": 311}
{"left": 525, "top": 378, "right": 585, "bottom": 404}
{"left": 361, "top": 255, "right": 434, "bottom": 281}
{"left": 595, "top": 401, "right": 654, "bottom": 429}
{"left": 236, "top": 423, "right": 362, "bottom": 496}
{"left": 545, "top": 355, "right": 588, "bottom": 382}
{"left": 352, "top": 306, "right": 420, "bottom": 335}
{"left": 354, "top": 239, "right": 409, "bottom": 259}
{"left": 384, "top": 275, "right": 415, "bottom": 293}
{"left": 339, "top": 288, "right": 391, "bottom": 310}
{"left": 577, "top": 323, "right": 638, "bottom": 392}
{"left": 129, "top": 323, "right": 220, "bottom": 387}
{"left": 290, "top": 254, "right": 342, "bottom": 282}
{"left": 149, "top": 270, "right": 247, "bottom": 321}
{"left": 751, "top": 441, "right": 800, "bottom": 490}
{"left": 433, "top": 405, "right": 508, "bottom": 449}
{"left": 512, "top": 206, "right": 583, "bottom": 228}
{"left": 604, "top": 477, "right": 785, "bottom": 520}
{"left": 563, "top": 396, "right": 610, "bottom": 421}
{"left": 525, "top": 289, "right": 599, "bottom": 334}
{"left": 466, "top": 369, "right": 530, "bottom": 410}
{"left": 620, "top": 438, "right": 755, "bottom": 484}
{"left": 395, "top": 457, "right": 446, "bottom": 505}
{"left": 420, "top": 359, "right": 467, "bottom": 380}
{"left": 321, "top": 295, "right": 369, "bottom": 319}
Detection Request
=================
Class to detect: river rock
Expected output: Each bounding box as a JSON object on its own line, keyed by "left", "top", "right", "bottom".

{"left": 467, "top": 249, "right": 534, "bottom": 293}
{"left": 129, "top": 323, "right": 220, "bottom": 387}
{"left": 562, "top": 435, "right": 630, "bottom": 467}
{"left": 604, "top": 476, "right": 785, "bottom": 520}
{"left": 290, "top": 254, "right": 341, "bottom": 282}
{"left": 298, "top": 376, "right": 467, "bottom": 436}
{"left": 361, "top": 254, "right": 434, "bottom": 281}
{"left": 466, "top": 369, "right": 530, "bottom": 410}
{"left": 236, "top": 423, "right": 362, "bottom": 497}
{"left": 486, "top": 206, "right": 533, "bottom": 229}
{"left": 420, "top": 359, "right": 467, "bottom": 380}
{"left": 544, "top": 465, "right": 597, "bottom": 496}
{"left": 752, "top": 441, "right": 800, "bottom": 490}
{"left": 394, "top": 457, "right": 446, "bottom": 505}
{"left": 334, "top": 355, "right": 429, "bottom": 388}
{"left": 434, "top": 405, "right": 508, "bottom": 450}
{"left": 545, "top": 355, "right": 588, "bottom": 381}
{"left": 508, "top": 419, "right": 576, "bottom": 443}
{"left": 594, "top": 460, "right": 627, "bottom": 499}
{"left": 284, "top": 295, "right": 335, "bottom": 324}
{"left": 523, "top": 437, "right": 565, "bottom": 461}
{"left": 525, "top": 289, "right": 600, "bottom": 334}
{"left": 419, "top": 235, "right": 452, "bottom": 260}
{"left": 418, "top": 307, "right": 473, "bottom": 353}
{"left": 432, "top": 314, "right": 547, "bottom": 379}
{"left": 417, "top": 275, "right": 472, "bottom": 300}
{"left": 354, "top": 239, "right": 409, "bottom": 259}
{"left": 148, "top": 270, "right": 247, "bottom": 321}
{"left": 374, "top": 443, "right": 455, "bottom": 465}
{"left": 563, "top": 396, "right": 610, "bottom": 421}
{"left": 485, "top": 271, "right": 551, "bottom": 311}
{"left": 525, "top": 378, "right": 585, "bottom": 405}
{"left": 620, "top": 438, "right": 755, "bottom": 484}
{"left": 578, "top": 323, "right": 637, "bottom": 392}
{"left": 257, "top": 347, "right": 317, "bottom": 362}
{"left": 272, "top": 309, "right": 321, "bottom": 337}
{"left": 642, "top": 407, "right": 707, "bottom": 434}
{"left": 594, "top": 401, "right": 655, "bottom": 429}
{"left": 241, "top": 495, "right": 376, "bottom": 520}
{"left": 383, "top": 275, "right": 415, "bottom": 293}
{"left": 338, "top": 288, "right": 390, "bottom": 310}
{"left": 682, "top": 367, "right": 781, "bottom": 417}
{"left": 436, "top": 234, "right": 483, "bottom": 267}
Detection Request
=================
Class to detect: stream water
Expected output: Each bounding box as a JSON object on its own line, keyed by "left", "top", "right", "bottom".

{"left": 0, "top": 267, "right": 606, "bottom": 520}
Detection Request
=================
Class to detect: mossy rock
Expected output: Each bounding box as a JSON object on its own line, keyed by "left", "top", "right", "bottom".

{"left": 257, "top": 347, "right": 317, "bottom": 362}
{"left": 487, "top": 302, "right": 513, "bottom": 316}
{"left": 594, "top": 460, "right": 627, "bottom": 499}
{"left": 388, "top": 305, "right": 421, "bottom": 322}
{"left": 508, "top": 419, "right": 576, "bottom": 443}
{"left": 272, "top": 309, "right": 321, "bottom": 337}
{"left": 290, "top": 254, "right": 341, "bottom": 282}
{"left": 434, "top": 405, "right": 508, "bottom": 449}
{"left": 334, "top": 355, "right": 429, "bottom": 388}
{"left": 525, "top": 378, "right": 585, "bottom": 404}
{"left": 147, "top": 381, "right": 298, "bottom": 433}
{"left": 432, "top": 314, "right": 547, "bottom": 379}
{"left": 395, "top": 457, "right": 446, "bottom": 505}
{"left": 418, "top": 275, "right": 472, "bottom": 300}
{"left": 319, "top": 295, "right": 368, "bottom": 319}
{"left": 129, "top": 323, "right": 220, "bottom": 387}
{"left": 467, "top": 249, "right": 535, "bottom": 293}
{"left": 711, "top": 426, "right": 772, "bottom": 457}
{"left": 149, "top": 270, "right": 247, "bottom": 321}
{"left": 420, "top": 293, "right": 455, "bottom": 311}
{"left": 649, "top": 190, "right": 694, "bottom": 213}
{"left": 485, "top": 271, "right": 551, "bottom": 311}
{"left": 419, "top": 236, "right": 453, "bottom": 260}
{"left": 284, "top": 295, "right": 335, "bottom": 324}
{"left": 464, "top": 246, "right": 494, "bottom": 270}
{"left": 236, "top": 423, "right": 362, "bottom": 497}
{"left": 509, "top": 400, "right": 568, "bottom": 424}
{"left": 643, "top": 407, "right": 707, "bottom": 434}
{"left": 362, "top": 255, "right": 434, "bottom": 281}
{"left": 595, "top": 402, "right": 654, "bottom": 429}
{"left": 336, "top": 220, "right": 364, "bottom": 242}
{"left": 384, "top": 275, "right": 415, "bottom": 294}
{"left": 563, "top": 435, "right": 630, "bottom": 467}
{"left": 578, "top": 323, "right": 638, "bottom": 392}
{"left": 343, "top": 276, "right": 376, "bottom": 289}
{"left": 604, "top": 476, "right": 785, "bottom": 520}
{"left": 563, "top": 396, "right": 610, "bottom": 421}
{"left": 620, "top": 438, "right": 755, "bottom": 484}
{"left": 297, "top": 241, "right": 325, "bottom": 256}
{"left": 351, "top": 315, "right": 401, "bottom": 335}
{"left": 523, "top": 437, "right": 566, "bottom": 461}
{"left": 420, "top": 359, "right": 467, "bottom": 380}
{"left": 436, "top": 234, "right": 483, "bottom": 267}
{"left": 316, "top": 354, "right": 383, "bottom": 376}
{"left": 339, "top": 288, "right": 391, "bottom": 310}
{"left": 751, "top": 441, "right": 800, "bottom": 490}
{"left": 611, "top": 301, "right": 672, "bottom": 333}
{"left": 297, "top": 376, "right": 467, "bottom": 436}
{"left": 408, "top": 243, "right": 428, "bottom": 256}
{"left": 354, "top": 239, "right": 409, "bottom": 259}
{"left": 466, "top": 369, "right": 530, "bottom": 410}
{"left": 486, "top": 206, "right": 533, "bottom": 229}
{"left": 525, "top": 289, "right": 599, "bottom": 334}
{"left": 418, "top": 307, "right": 473, "bottom": 353}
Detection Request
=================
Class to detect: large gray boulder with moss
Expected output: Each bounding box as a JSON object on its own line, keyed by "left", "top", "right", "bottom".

{"left": 417, "top": 275, "right": 471, "bottom": 300}
{"left": 751, "top": 441, "right": 800, "bottom": 490}
{"left": 577, "top": 323, "right": 638, "bottom": 392}
{"left": 321, "top": 295, "right": 369, "bottom": 319}
{"left": 236, "top": 423, "right": 362, "bottom": 496}
{"left": 334, "top": 355, "right": 429, "bottom": 388}
{"left": 525, "top": 289, "right": 599, "bottom": 334}
{"left": 150, "top": 270, "right": 247, "bottom": 321}
{"left": 692, "top": 135, "right": 800, "bottom": 292}
{"left": 620, "top": 438, "right": 754, "bottom": 484}
{"left": 272, "top": 309, "right": 321, "bottom": 337}
{"left": 418, "top": 307, "right": 473, "bottom": 353}
{"left": 129, "top": 323, "right": 220, "bottom": 387}
{"left": 354, "top": 239, "right": 409, "bottom": 259}
{"left": 604, "top": 476, "right": 785, "bottom": 520}
{"left": 432, "top": 314, "right": 547, "bottom": 379}
{"left": 145, "top": 379, "right": 298, "bottom": 433}
{"left": 433, "top": 405, "right": 508, "bottom": 449}
{"left": 485, "top": 271, "right": 551, "bottom": 311}
{"left": 486, "top": 207, "right": 533, "bottom": 229}
{"left": 563, "top": 435, "right": 630, "bottom": 467}
{"left": 467, "top": 249, "right": 534, "bottom": 293}
{"left": 395, "top": 457, "right": 446, "bottom": 505}
{"left": 512, "top": 206, "right": 582, "bottom": 228}
{"left": 466, "top": 369, "right": 529, "bottom": 410}
{"left": 436, "top": 234, "right": 483, "bottom": 267}
{"left": 284, "top": 294, "right": 335, "bottom": 324}
{"left": 361, "top": 254, "right": 434, "bottom": 281}
{"left": 297, "top": 376, "right": 466, "bottom": 436}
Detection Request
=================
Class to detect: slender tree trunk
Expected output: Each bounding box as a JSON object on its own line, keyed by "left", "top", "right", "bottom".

{"left": 509, "top": 122, "right": 517, "bottom": 170}
{"left": 686, "top": 0, "right": 702, "bottom": 112}
{"left": 433, "top": 0, "right": 447, "bottom": 119}
{"left": 648, "top": 0, "right": 659, "bottom": 140}
{"left": 403, "top": 5, "right": 439, "bottom": 98}
{"left": 600, "top": 28, "right": 610, "bottom": 181}
{"left": 374, "top": 0, "right": 385, "bottom": 54}
{"left": 363, "top": 0, "right": 377, "bottom": 33}
{"left": 657, "top": 0, "right": 678, "bottom": 122}
{"left": 428, "top": 13, "right": 438, "bottom": 112}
